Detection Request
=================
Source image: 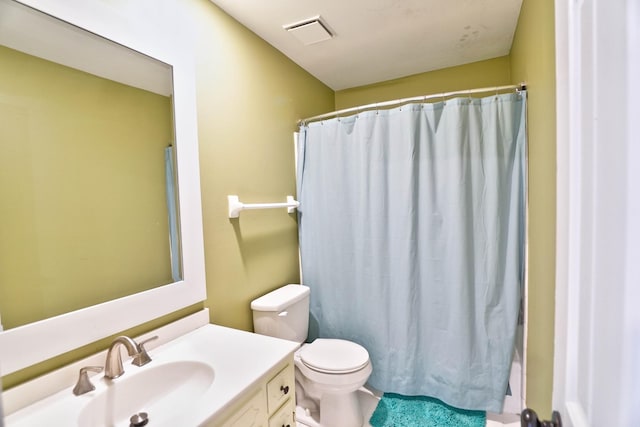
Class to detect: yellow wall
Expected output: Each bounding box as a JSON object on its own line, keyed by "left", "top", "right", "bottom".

{"left": 188, "top": 0, "right": 334, "bottom": 331}
{"left": 1, "top": 0, "right": 333, "bottom": 389}
{"left": 0, "top": 45, "right": 173, "bottom": 329}
{"left": 335, "top": 56, "right": 512, "bottom": 109}
{"left": 510, "top": 0, "right": 556, "bottom": 416}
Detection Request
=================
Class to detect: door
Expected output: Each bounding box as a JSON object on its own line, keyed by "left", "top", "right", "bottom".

{"left": 554, "top": 1, "right": 640, "bottom": 426}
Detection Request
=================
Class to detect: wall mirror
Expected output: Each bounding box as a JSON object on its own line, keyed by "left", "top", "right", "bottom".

{"left": 0, "top": 0, "right": 206, "bottom": 375}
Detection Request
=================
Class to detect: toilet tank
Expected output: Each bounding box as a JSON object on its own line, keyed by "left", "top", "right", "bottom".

{"left": 251, "top": 284, "right": 310, "bottom": 343}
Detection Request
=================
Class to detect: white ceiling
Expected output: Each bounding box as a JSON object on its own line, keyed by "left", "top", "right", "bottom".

{"left": 209, "top": 0, "right": 524, "bottom": 90}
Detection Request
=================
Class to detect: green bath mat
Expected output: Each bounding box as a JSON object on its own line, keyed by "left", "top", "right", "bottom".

{"left": 369, "top": 393, "right": 486, "bottom": 427}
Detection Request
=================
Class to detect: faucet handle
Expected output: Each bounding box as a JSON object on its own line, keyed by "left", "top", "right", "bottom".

{"left": 72, "top": 366, "right": 103, "bottom": 396}
{"left": 132, "top": 335, "right": 158, "bottom": 367}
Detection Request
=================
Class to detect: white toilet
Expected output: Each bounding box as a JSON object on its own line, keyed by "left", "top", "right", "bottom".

{"left": 251, "top": 284, "right": 372, "bottom": 427}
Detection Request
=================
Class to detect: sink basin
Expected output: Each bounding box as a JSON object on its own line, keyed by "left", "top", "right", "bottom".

{"left": 78, "top": 361, "right": 214, "bottom": 426}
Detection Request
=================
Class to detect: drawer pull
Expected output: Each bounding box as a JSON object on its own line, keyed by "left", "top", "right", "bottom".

{"left": 280, "top": 385, "right": 290, "bottom": 395}
{"left": 281, "top": 424, "right": 290, "bottom": 427}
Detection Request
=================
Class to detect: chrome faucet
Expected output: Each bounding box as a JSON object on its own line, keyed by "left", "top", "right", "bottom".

{"left": 104, "top": 335, "right": 158, "bottom": 379}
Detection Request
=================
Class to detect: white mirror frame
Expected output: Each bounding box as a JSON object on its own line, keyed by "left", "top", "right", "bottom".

{"left": 0, "top": 0, "right": 206, "bottom": 375}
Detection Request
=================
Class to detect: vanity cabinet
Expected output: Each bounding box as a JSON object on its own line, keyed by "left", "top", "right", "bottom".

{"left": 215, "top": 360, "right": 295, "bottom": 427}
{"left": 268, "top": 399, "right": 295, "bottom": 427}
{"left": 218, "top": 390, "right": 267, "bottom": 427}
{"left": 266, "top": 365, "right": 295, "bottom": 414}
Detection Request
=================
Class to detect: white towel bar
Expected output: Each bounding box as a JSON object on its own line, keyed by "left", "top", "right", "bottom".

{"left": 227, "top": 195, "right": 299, "bottom": 218}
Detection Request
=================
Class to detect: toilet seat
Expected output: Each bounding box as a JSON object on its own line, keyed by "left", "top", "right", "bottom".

{"left": 300, "top": 339, "right": 370, "bottom": 374}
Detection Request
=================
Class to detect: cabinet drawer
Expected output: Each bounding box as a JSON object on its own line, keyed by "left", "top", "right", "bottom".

{"left": 268, "top": 398, "right": 295, "bottom": 427}
{"left": 220, "top": 389, "right": 268, "bottom": 427}
{"left": 266, "top": 364, "right": 295, "bottom": 413}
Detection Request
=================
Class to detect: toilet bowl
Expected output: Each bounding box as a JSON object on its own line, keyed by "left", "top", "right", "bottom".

{"left": 251, "top": 285, "right": 372, "bottom": 427}
{"left": 294, "top": 339, "right": 372, "bottom": 427}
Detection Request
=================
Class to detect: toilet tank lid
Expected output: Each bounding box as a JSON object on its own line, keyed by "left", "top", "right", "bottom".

{"left": 251, "top": 284, "right": 310, "bottom": 312}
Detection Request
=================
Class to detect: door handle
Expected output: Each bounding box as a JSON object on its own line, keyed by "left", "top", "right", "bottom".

{"left": 521, "top": 408, "right": 562, "bottom": 427}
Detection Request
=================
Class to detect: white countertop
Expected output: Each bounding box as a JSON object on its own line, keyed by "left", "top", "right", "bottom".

{"left": 3, "top": 313, "right": 299, "bottom": 426}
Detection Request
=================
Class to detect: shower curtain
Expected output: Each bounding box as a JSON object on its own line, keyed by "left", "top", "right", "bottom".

{"left": 296, "top": 92, "right": 526, "bottom": 412}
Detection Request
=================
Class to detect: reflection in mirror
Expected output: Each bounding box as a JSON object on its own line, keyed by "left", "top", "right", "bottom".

{"left": 0, "top": 0, "right": 180, "bottom": 330}
{"left": 0, "top": 0, "right": 205, "bottom": 378}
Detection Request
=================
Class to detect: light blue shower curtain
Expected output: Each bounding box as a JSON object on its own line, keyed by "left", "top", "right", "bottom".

{"left": 296, "top": 92, "right": 526, "bottom": 412}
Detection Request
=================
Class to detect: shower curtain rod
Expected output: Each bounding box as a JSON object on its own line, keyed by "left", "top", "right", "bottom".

{"left": 298, "top": 82, "right": 527, "bottom": 125}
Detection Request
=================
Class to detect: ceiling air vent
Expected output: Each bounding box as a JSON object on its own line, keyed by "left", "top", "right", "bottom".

{"left": 284, "top": 16, "right": 334, "bottom": 46}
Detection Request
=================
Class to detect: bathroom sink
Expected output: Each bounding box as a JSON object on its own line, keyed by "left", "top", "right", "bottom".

{"left": 5, "top": 323, "right": 300, "bottom": 427}
{"left": 78, "top": 361, "right": 214, "bottom": 427}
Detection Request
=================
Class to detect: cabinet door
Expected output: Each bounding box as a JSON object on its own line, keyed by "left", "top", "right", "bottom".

{"left": 220, "top": 390, "right": 268, "bottom": 427}
{"left": 268, "top": 399, "right": 295, "bottom": 427}
{"left": 266, "top": 364, "right": 295, "bottom": 413}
